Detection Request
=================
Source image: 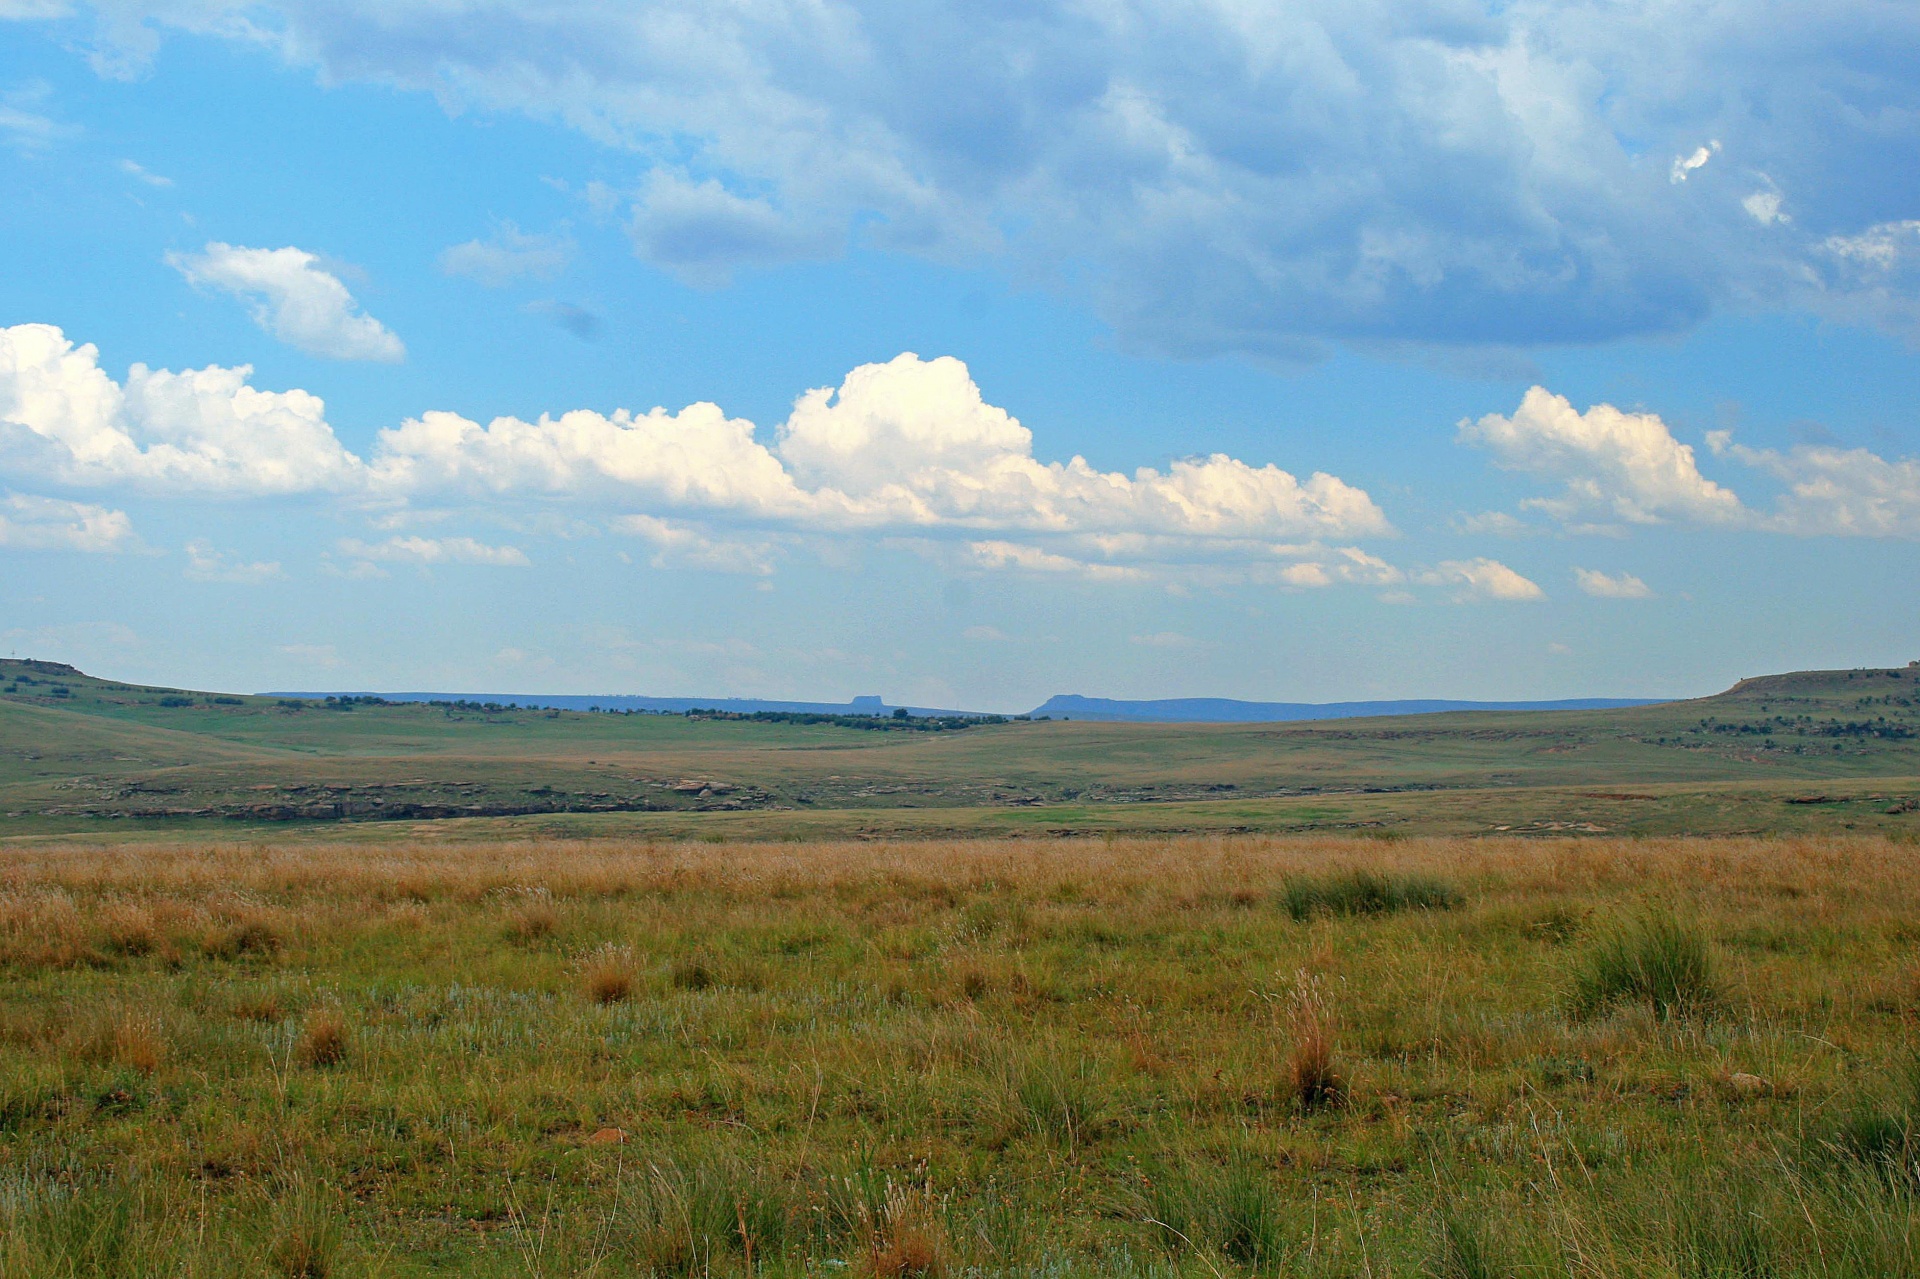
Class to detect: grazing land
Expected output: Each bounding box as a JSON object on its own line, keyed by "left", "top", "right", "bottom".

{"left": 3, "top": 658, "right": 1920, "bottom": 839}
{"left": 3, "top": 834, "right": 1919, "bottom": 1276}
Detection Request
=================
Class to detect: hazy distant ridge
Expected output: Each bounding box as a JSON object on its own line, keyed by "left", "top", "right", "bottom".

{"left": 271, "top": 688, "right": 1669, "bottom": 723}
{"left": 1028, "top": 694, "right": 1668, "bottom": 723}
{"left": 267, "top": 692, "right": 990, "bottom": 717}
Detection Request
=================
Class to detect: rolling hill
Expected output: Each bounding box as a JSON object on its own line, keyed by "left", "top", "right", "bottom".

{"left": 3, "top": 656, "right": 1917, "bottom": 839}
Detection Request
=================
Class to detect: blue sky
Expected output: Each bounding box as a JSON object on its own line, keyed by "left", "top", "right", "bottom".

{"left": 2, "top": 2, "right": 1918, "bottom": 711}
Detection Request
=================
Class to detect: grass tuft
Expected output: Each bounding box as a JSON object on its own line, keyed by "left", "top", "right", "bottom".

{"left": 295, "top": 1008, "right": 349, "bottom": 1068}
{"left": 1283, "top": 972, "right": 1343, "bottom": 1113}
{"left": 1570, "top": 910, "right": 1716, "bottom": 1018}
{"left": 581, "top": 942, "right": 639, "bottom": 1003}
{"left": 1280, "top": 871, "right": 1462, "bottom": 921}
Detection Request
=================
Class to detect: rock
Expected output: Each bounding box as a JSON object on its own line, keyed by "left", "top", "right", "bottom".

{"left": 1728, "top": 1072, "right": 1771, "bottom": 1097}
{"left": 586, "top": 1127, "right": 627, "bottom": 1144}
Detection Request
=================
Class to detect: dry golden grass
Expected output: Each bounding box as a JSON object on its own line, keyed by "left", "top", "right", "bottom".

{"left": 2, "top": 832, "right": 1919, "bottom": 1277}
{"left": 295, "top": 1007, "right": 348, "bottom": 1068}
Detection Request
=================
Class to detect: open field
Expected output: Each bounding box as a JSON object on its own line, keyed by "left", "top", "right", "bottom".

{"left": 4, "top": 658, "right": 1920, "bottom": 839}
{"left": 4, "top": 833, "right": 1920, "bottom": 1276}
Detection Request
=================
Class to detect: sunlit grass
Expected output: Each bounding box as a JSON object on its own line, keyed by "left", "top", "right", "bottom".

{"left": 0, "top": 833, "right": 1916, "bottom": 1275}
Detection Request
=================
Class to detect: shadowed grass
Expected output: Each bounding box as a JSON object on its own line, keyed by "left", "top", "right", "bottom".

{"left": 1279, "top": 870, "right": 1463, "bottom": 920}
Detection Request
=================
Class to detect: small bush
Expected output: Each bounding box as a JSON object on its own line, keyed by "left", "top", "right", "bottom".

{"left": 1280, "top": 872, "right": 1463, "bottom": 921}
{"left": 1570, "top": 911, "right": 1716, "bottom": 1018}
{"left": 582, "top": 943, "right": 639, "bottom": 1003}
{"left": 296, "top": 1009, "right": 349, "bottom": 1068}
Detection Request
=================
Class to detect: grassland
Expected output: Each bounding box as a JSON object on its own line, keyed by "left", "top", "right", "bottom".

{"left": 4, "top": 832, "right": 1920, "bottom": 1276}
{"left": 4, "top": 658, "right": 1920, "bottom": 840}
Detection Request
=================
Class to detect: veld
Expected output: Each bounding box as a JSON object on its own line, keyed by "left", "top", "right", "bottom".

{"left": 0, "top": 833, "right": 1917, "bottom": 1276}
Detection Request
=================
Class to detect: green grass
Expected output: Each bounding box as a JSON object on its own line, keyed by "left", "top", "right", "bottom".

{"left": 6, "top": 657, "right": 1920, "bottom": 839}
{"left": 1277, "top": 871, "right": 1463, "bottom": 920}
{"left": 2, "top": 833, "right": 1919, "bottom": 1275}
{"left": 1569, "top": 911, "right": 1719, "bottom": 1018}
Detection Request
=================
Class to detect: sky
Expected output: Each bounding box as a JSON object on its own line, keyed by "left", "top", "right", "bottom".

{"left": 2, "top": 1, "right": 1918, "bottom": 712}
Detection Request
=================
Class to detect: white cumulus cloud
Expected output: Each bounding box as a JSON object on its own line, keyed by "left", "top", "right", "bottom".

{"left": 337, "top": 535, "right": 530, "bottom": 566}
{"left": 1461, "top": 387, "right": 1744, "bottom": 528}
{"left": 0, "top": 323, "right": 365, "bottom": 493}
{"left": 167, "top": 242, "right": 404, "bottom": 362}
{"left": 1420, "top": 558, "right": 1545, "bottom": 602}
{"left": 1573, "top": 567, "right": 1654, "bottom": 598}
{"left": 1, "top": 323, "right": 1391, "bottom": 580}
{"left": 0, "top": 492, "right": 136, "bottom": 552}
{"left": 1708, "top": 433, "right": 1920, "bottom": 537}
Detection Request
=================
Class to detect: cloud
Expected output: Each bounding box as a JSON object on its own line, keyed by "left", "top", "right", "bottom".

{"left": 439, "top": 222, "right": 572, "bottom": 286}
{"left": 0, "top": 82, "right": 78, "bottom": 152}
{"left": 1419, "top": 558, "right": 1545, "bottom": 602}
{"left": 337, "top": 535, "right": 530, "bottom": 567}
{"left": 2, "top": 323, "right": 1390, "bottom": 577}
{"left": 627, "top": 172, "right": 839, "bottom": 287}
{"left": 118, "top": 158, "right": 173, "bottom": 187}
{"left": 277, "top": 642, "right": 341, "bottom": 667}
{"left": 1130, "top": 631, "right": 1202, "bottom": 649}
{"left": 1461, "top": 387, "right": 1744, "bottom": 528}
{"left": 965, "top": 541, "right": 1146, "bottom": 582}
{"left": 1822, "top": 221, "right": 1920, "bottom": 272}
{"left": 1742, "top": 191, "right": 1787, "bottom": 226}
{"left": 0, "top": 323, "right": 366, "bottom": 493}
{"left": 961, "top": 624, "right": 1008, "bottom": 642}
{"left": 0, "top": 492, "right": 136, "bottom": 551}
{"left": 60, "top": 0, "right": 1920, "bottom": 355}
{"left": 1573, "top": 567, "right": 1654, "bottom": 598}
{"left": 167, "top": 242, "right": 405, "bottom": 362}
{"left": 370, "top": 351, "right": 1389, "bottom": 550}
{"left": 1670, "top": 140, "right": 1719, "bottom": 183}
{"left": 525, "top": 300, "right": 602, "bottom": 339}
{"left": 1708, "top": 434, "right": 1920, "bottom": 537}
{"left": 616, "top": 514, "right": 776, "bottom": 575}
{"left": 183, "top": 539, "right": 282, "bottom": 582}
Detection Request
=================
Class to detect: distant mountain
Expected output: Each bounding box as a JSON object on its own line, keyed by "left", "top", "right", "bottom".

{"left": 265, "top": 691, "right": 995, "bottom": 718}
{"left": 1027, "top": 693, "right": 1669, "bottom": 723}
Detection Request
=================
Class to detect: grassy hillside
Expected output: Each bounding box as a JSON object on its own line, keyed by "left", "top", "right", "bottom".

{"left": 3, "top": 658, "right": 1918, "bottom": 838}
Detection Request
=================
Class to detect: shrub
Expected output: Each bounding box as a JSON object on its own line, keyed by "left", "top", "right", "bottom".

{"left": 1570, "top": 911, "right": 1716, "bottom": 1018}
{"left": 1280, "top": 872, "right": 1462, "bottom": 921}
{"left": 296, "top": 1009, "right": 349, "bottom": 1068}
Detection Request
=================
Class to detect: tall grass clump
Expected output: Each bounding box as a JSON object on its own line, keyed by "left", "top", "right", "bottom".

{"left": 1283, "top": 972, "right": 1343, "bottom": 1113}
{"left": 1280, "top": 871, "right": 1462, "bottom": 921}
{"left": 1141, "top": 1153, "right": 1288, "bottom": 1270}
{"left": 579, "top": 942, "right": 638, "bottom": 1004}
{"left": 1569, "top": 910, "right": 1716, "bottom": 1018}
{"left": 295, "top": 1008, "right": 349, "bottom": 1068}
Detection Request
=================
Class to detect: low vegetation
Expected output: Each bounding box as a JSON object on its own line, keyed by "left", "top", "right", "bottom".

{"left": 1, "top": 833, "right": 1918, "bottom": 1276}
